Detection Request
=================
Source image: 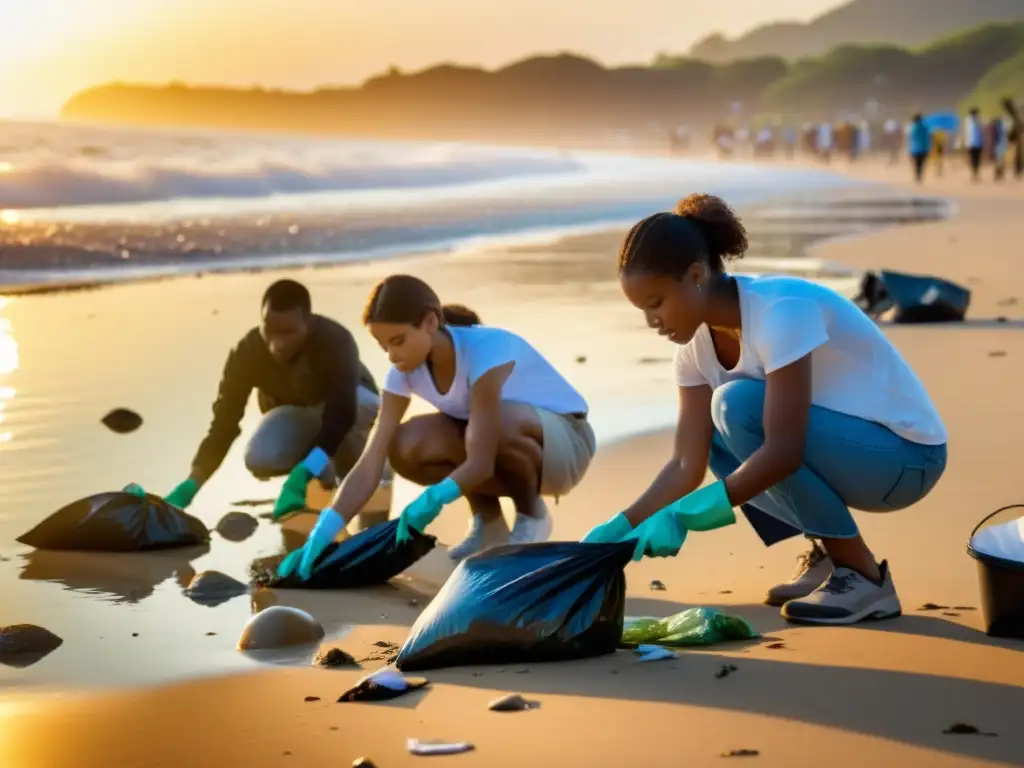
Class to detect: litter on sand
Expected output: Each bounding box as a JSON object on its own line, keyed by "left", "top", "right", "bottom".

{"left": 634, "top": 645, "right": 678, "bottom": 663}
{"left": 338, "top": 667, "right": 429, "bottom": 703}
{"left": 622, "top": 607, "right": 758, "bottom": 647}
{"left": 407, "top": 739, "right": 475, "bottom": 756}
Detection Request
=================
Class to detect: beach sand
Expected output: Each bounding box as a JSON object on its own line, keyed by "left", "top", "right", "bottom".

{"left": 1, "top": 160, "right": 1023, "bottom": 766}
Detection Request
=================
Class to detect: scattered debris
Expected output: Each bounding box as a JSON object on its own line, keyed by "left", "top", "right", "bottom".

{"left": 942, "top": 612, "right": 960, "bottom": 618}
{"left": 100, "top": 408, "right": 143, "bottom": 434}
{"left": 488, "top": 693, "right": 540, "bottom": 712}
{"left": 407, "top": 738, "right": 474, "bottom": 756}
{"left": 635, "top": 645, "right": 677, "bottom": 663}
{"left": 132, "top": 632, "right": 139, "bottom": 637}
{"left": 514, "top": 668, "right": 530, "bottom": 674}
{"left": 206, "top": 632, "right": 217, "bottom": 636}
{"left": 953, "top": 606, "right": 977, "bottom": 611}
{"left": 721, "top": 748, "right": 760, "bottom": 758}
{"left": 304, "top": 696, "right": 320, "bottom": 702}
{"left": 766, "top": 642, "right": 787, "bottom": 650}
{"left": 0, "top": 624, "right": 63, "bottom": 667}
{"left": 715, "top": 664, "right": 739, "bottom": 679}
{"left": 314, "top": 648, "right": 359, "bottom": 668}
{"left": 988, "top": 350, "right": 1007, "bottom": 358}
{"left": 575, "top": 355, "right": 587, "bottom": 364}
{"left": 649, "top": 579, "right": 667, "bottom": 591}
{"left": 231, "top": 498, "right": 275, "bottom": 508}
{"left": 352, "top": 759, "right": 377, "bottom": 768}
{"left": 184, "top": 570, "right": 249, "bottom": 607}
{"left": 339, "top": 668, "right": 429, "bottom": 703}
{"left": 917, "top": 603, "right": 949, "bottom": 611}
{"left": 215, "top": 512, "right": 259, "bottom": 542}
{"left": 638, "top": 356, "right": 672, "bottom": 364}
{"left": 942, "top": 722, "right": 998, "bottom": 737}
{"left": 719, "top": 590, "right": 733, "bottom": 595}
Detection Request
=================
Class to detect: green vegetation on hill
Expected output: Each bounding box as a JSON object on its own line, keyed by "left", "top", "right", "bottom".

{"left": 62, "top": 21, "right": 1024, "bottom": 141}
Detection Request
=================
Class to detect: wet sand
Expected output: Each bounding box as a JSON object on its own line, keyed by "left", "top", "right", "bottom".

{"left": 1, "top": 164, "right": 1023, "bottom": 765}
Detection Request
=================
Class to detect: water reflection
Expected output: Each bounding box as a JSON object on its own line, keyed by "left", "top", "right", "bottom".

{"left": 18, "top": 546, "right": 211, "bottom": 605}
{"left": 0, "top": 298, "right": 18, "bottom": 449}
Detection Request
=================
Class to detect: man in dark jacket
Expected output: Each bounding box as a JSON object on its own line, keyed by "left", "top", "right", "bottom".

{"left": 164, "top": 279, "right": 380, "bottom": 519}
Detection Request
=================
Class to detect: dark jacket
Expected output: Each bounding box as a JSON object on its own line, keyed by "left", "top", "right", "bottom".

{"left": 191, "top": 315, "right": 377, "bottom": 482}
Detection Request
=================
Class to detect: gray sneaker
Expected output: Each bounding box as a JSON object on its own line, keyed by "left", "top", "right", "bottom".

{"left": 782, "top": 561, "right": 902, "bottom": 625}
{"left": 765, "top": 540, "right": 832, "bottom": 607}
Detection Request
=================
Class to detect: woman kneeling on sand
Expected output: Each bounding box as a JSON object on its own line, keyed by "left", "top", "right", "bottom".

{"left": 279, "top": 274, "right": 596, "bottom": 579}
{"left": 584, "top": 194, "right": 948, "bottom": 625}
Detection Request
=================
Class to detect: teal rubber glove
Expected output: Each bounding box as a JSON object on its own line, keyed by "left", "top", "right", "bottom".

{"left": 396, "top": 477, "right": 462, "bottom": 544}
{"left": 272, "top": 447, "right": 331, "bottom": 521}
{"left": 165, "top": 478, "right": 199, "bottom": 509}
{"left": 628, "top": 509, "right": 689, "bottom": 561}
{"left": 581, "top": 512, "right": 634, "bottom": 545}
{"left": 276, "top": 508, "right": 345, "bottom": 581}
{"left": 660, "top": 481, "right": 736, "bottom": 532}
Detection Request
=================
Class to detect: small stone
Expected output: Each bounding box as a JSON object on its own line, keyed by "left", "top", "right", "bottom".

{"left": 575, "top": 355, "right": 587, "bottom": 363}
{"left": 649, "top": 579, "right": 667, "bottom": 591}
{"left": 215, "top": 512, "right": 259, "bottom": 543}
{"left": 100, "top": 408, "right": 143, "bottom": 434}
{"left": 943, "top": 722, "right": 997, "bottom": 736}
{"left": 132, "top": 632, "right": 139, "bottom": 637}
{"left": 996, "top": 316, "right": 1008, "bottom": 323}
{"left": 352, "top": 759, "right": 376, "bottom": 768}
{"left": 0, "top": 624, "right": 63, "bottom": 666}
{"left": 489, "top": 693, "right": 539, "bottom": 712}
{"left": 721, "top": 748, "right": 760, "bottom": 757}
{"left": 715, "top": 664, "right": 738, "bottom": 679}
{"left": 206, "top": 632, "right": 217, "bottom": 636}
{"left": 237, "top": 606, "right": 325, "bottom": 651}
{"left": 184, "top": 570, "right": 249, "bottom": 607}
{"left": 304, "top": 696, "right": 320, "bottom": 702}
{"left": 917, "top": 602, "right": 948, "bottom": 611}
{"left": 988, "top": 350, "right": 1007, "bottom": 358}
{"left": 719, "top": 590, "right": 733, "bottom": 595}
{"left": 313, "top": 648, "right": 358, "bottom": 668}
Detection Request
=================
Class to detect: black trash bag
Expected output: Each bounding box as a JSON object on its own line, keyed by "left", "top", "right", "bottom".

{"left": 853, "top": 271, "right": 894, "bottom": 318}
{"left": 16, "top": 491, "right": 210, "bottom": 552}
{"left": 879, "top": 270, "right": 970, "bottom": 324}
{"left": 263, "top": 519, "right": 436, "bottom": 589}
{"left": 394, "top": 541, "right": 634, "bottom": 672}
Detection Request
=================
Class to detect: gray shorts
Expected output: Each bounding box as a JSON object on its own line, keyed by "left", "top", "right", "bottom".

{"left": 243, "top": 385, "right": 380, "bottom": 481}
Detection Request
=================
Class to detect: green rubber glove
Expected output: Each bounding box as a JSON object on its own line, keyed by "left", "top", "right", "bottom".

{"left": 661, "top": 481, "right": 736, "bottom": 532}
{"left": 272, "top": 464, "right": 315, "bottom": 520}
{"left": 165, "top": 478, "right": 199, "bottom": 509}
{"left": 396, "top": 478, "right": 462, "bottom": 544}
{"left": 581, "top": 512, "right": 634, "bottom": 545}
{"left": 272, "top": 447, "right": 332, "bottom": 521}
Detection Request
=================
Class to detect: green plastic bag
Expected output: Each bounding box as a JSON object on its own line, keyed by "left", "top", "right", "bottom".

{"left": 622, "top": 607, "right": 757, "bottom": 647}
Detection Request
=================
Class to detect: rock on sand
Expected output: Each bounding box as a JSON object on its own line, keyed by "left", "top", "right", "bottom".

{"left": 0, "top": 624, "right": 64, "bottom": 667}
{"left": 184, "top": 570, "right": 250, "bottom": 607}
{"left": 237, "top": 606, "right": 324, "bottom": 651}
{"left": 214, "top": 512, "right": 259, "bottom": 542}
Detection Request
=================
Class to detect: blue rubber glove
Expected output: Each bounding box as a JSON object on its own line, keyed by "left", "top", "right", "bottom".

{"left": 581, "top": 513, "right": 634, "bottom": 545}
{"left": 276, "top": 508, "right": 346, "bottom": 581}
{"left": 165, "top": 478, "right": 200, "bottom": 509}
{"left": 396, "top": 478, "right": 462, "bottom": 544}
{"left": 272, "top": 447, "right": 331, "bottom": 521}
{"left": 659, "top": 481, "right": 736, "bottom": 532}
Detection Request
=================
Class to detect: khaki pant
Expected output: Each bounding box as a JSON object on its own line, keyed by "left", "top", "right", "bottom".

{"left": 244, "top": 385, "right": 380, "bottom": 481}
{"left": 533, "top": 408, "right": 597, "bottom": 500}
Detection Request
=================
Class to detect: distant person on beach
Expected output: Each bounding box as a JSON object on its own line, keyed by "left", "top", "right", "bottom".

{"left": 963, "top": 107, "right": 985, "bottom": 182}
{"left": 164, "top": 279, "right": 382, "bottom": 519}
{"left": 583, "top": 194, "right": 948, "bottom": 625}
{"left": 277, "top": 274, "right": 596, "bottom": 580}
{"left": 908, "top": 114, "right": 931, "bottom": 184}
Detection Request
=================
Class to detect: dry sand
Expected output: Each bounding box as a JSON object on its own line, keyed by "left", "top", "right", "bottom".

{"left": 2, "top": 160, "right": 1024, "bottom": 766}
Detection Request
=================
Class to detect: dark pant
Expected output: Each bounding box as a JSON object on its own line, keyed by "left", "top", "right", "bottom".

{"left": 912, "top": 153, "right": 928, "bottom": 183}
{"left": 969, "top": 147, "right": 983, "bottom": 178}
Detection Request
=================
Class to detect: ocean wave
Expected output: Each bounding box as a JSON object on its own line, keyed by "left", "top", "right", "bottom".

{"left": 0, "top": 121, "right": 582, "bottom": 208}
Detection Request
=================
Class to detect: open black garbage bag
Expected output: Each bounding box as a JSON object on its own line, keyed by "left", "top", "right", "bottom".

{"left": 264, "top": 519, "right": 436, "bottom": 589}
{"left": 16, "top": 491, "right": 209, "bottom": 551}
{"left": 856, "top": 270, "right": 970, "bottom": 323}
{"left": 394, "top": 541, "right": 634, "bottom": 672}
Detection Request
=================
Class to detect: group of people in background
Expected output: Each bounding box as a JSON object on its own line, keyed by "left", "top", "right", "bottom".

{"left": 686, "top": 95, "right": 1024, "bottom": 186}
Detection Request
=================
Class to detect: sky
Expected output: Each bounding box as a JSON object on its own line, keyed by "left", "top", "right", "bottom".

{"left": 0, "top": 0, "right": 848, "bottom": 117}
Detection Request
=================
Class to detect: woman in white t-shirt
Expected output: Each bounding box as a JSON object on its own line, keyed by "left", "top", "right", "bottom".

{"left": 584, "top": 193, "right": 948, "bottom": 626}
{"left": 278, "top": 274, "right": 596, "bottom": 580}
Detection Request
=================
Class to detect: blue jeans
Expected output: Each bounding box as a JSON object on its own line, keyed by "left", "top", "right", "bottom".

{"left": 707, "top": 379, "right": 947, "bottom": 546}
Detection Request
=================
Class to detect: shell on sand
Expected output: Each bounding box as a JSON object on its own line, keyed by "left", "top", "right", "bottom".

{"left": 237, "top": 605, "right": 324, "bottom": 651}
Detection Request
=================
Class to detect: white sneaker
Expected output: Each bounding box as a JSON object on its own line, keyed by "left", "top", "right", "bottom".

{"left": 508, "top": 498, "right": 553, "bottom": 546}
{"left": 447, "top": 515, "right": 492, "bottom": 560}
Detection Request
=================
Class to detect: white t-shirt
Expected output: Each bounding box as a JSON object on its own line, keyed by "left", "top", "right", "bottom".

{"left": 384, "top": 324, "right": 588, "bottom": 420}
{"left": 674, "top": 274, "right": 948, "bottom": 446}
